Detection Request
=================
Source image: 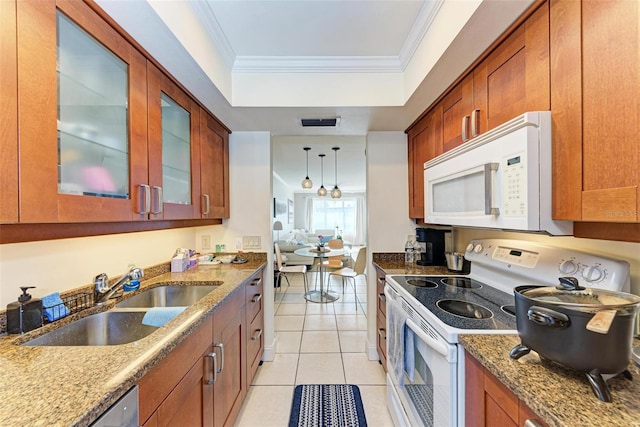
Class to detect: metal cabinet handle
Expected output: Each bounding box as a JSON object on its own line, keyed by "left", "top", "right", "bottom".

{"left": 484, "top": 162, "right": 500, "bottom": 215}
{"left": 138, "top": 184, "right": 150, "bottom": 214}
{"left": 151, "top": 186, "right": 163, "bottom": 214}
{"left": 462, "top": 115, "right": 470, "bottom": 142}
{"left": 524, "top": 420, "right": 542, "bottom": 427}
{"left": 205, "top": 352, "right": 217, "bottom": 384}
{"left": 251, "top": 329, "right": 263, "bottom": 341}
{"left": 377, "top": 277, "right": 385, "bottom": 285}
{"left": 378, "top": 328, "right": 386, "bottom": 340}
{"left": 252, "top": 294, "right": 262, "bottom": 303}
{"left": 378, "top": 294, "right": 386, "bottom": 303}
{"left": 202, "top": 194, "right": 210, "bottom": 215}
{"left": 250, "top": 278, "right": 262, "bottom": 286}
{"left": 214, "top": 343, "right": 224, "bottom": 373}
{"left": 470, "top": 109, "right": 480, "bottom": 137}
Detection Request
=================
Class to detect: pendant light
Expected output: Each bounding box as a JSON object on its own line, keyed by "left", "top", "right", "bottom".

{"left": 301, "top": 147, "right": 313, "bottom": 189}
{"left": 331, "top": 147, "right": 342, "bottom": 199}
{"left": 317, "top": 154, "right": 327, "bottom": 197}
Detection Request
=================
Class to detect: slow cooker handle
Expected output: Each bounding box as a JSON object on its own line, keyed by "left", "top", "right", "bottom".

{"left": 556, "top": 276, "right": 585, "bottom": 291}
{"left": 527, "top": 306, "right": 571, "bottom": 328}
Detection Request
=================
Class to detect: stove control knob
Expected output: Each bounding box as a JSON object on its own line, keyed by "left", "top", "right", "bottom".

{"left": 558, "top": 260, "right": 578, "bottom": 275}
{"left": 466, "top": 243, "right": 474, "bottom": 253}
{"left": 473, "top": 244, "right": 483, "bottom": 254}
{"left": 582, "top": 265, "right": 605, "bottom": 283}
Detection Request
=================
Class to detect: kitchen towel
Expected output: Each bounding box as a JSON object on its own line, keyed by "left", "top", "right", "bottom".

{"left": 42, "top": 293, "right": 70, "bottom": 322}
{"left": 386, "top": 295, "right": 407, "bottom": 386}
{"left": 142, "top": 307, "right": 187, "bottom": 327}
{"left": 289, "top": 384, "right": 367, "bottom": 427}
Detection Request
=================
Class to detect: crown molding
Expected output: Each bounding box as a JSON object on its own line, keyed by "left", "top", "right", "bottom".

{"left": 398, "top": 0, "right": 445, "bottom": 70}
{"left": 189, "top": 0, "right": 236, "bottom": 69}
{"left": 233, "top": 55, "right": 402, "bottom": 73}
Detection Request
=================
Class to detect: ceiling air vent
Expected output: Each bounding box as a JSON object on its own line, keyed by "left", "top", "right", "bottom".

{"left": 301, "top": 118, "right": 341, "bottom": 127}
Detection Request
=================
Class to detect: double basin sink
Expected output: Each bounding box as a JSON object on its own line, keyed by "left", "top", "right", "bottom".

{"left": 24, "top": 285, "right": 219, "bottom": 347}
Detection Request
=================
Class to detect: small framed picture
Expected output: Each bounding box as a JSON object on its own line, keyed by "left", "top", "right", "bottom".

{"left": 287, "top": 199, "right": 294, "bottom": 223}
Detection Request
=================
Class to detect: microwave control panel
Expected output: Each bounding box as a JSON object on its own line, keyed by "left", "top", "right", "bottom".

{"left": 502, "top": 152, "right": 527, "bottom": 217}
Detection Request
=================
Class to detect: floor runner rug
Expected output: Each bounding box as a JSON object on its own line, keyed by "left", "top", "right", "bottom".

{"left": 289, "top": 384, "right": 368, "bottom": 427}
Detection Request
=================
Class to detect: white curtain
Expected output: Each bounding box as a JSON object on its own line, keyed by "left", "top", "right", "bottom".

{"left": 354, "top": 196, "right": 366, "bottom": 245}
{"left": 304, "top": 196, "right": 314, "bottom": 231}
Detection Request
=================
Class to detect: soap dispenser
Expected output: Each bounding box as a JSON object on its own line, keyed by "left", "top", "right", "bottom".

{"left": 6, "top": 287, "right": 43, "bottom": 334}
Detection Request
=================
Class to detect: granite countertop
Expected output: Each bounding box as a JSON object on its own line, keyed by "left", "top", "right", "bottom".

{"left": 372, "top": 253, "right": 459, "bottom": 276}
{"left": 0, "top": 257, "right": 266, "bottom": 427}
{"left": 460, "top": 334, "right": 640, "bottom": 427}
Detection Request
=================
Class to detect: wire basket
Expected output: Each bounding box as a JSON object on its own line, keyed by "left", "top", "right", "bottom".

{"left": 43, "top": 292, "right": 93, "bottom": 324}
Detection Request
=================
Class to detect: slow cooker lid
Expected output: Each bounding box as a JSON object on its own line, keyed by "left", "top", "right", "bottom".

{"left": 521, "top": 277, "right": 640, "bottom": 308}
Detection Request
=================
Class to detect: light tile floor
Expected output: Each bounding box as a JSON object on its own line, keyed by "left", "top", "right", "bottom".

{"left": 234, "top": 271, "right": 393, "bottom": 427}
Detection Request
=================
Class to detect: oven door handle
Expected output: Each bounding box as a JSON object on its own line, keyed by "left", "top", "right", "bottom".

{"left": 405, "top": 318, "right": 450, "bottom": 358}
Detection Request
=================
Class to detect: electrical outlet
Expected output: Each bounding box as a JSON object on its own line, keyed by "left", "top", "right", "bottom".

{"left": 201, "top": 235, "right": 211, "bottom": 250}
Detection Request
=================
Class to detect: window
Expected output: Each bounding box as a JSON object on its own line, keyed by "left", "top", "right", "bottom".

{"left": 312, "top": 198, "right": 355, "bottom": 235}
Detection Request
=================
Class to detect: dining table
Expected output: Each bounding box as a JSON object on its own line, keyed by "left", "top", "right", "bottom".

{"left": 294, "top": 246, "right": 347, "bottom": 303}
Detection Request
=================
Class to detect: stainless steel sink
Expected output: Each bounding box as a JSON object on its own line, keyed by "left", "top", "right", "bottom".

{"left": 115, "top": 285, "right": 219, "bottom": 309}
{"left": 23, "top": 311, "right": 158, "bottom": 346}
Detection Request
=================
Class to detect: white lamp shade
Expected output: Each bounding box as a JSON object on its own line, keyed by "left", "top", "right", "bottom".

{"left": 273, "top": 221, "right": 283, "bottom": 231}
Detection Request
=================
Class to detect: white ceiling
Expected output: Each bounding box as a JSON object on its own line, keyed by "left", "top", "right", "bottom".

{"left": 96, "top": 0, "right": 534, "bottom": 190}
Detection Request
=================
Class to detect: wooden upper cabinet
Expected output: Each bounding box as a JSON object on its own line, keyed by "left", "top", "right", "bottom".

{"left": 16, "top": 0, "right": 149, "bottom": 223}
{"left": 551, "top": 0, "right": 639, "bottom": 227}
{"left": 0, "top": 0, "right": 18, "bottom": 223}
{"left": 407, "top": 106, "right": 443, "bottom": 219}
{"left": 473, "top": 0, "right": 550, "bottom": 133}
{"left": 441, "top": 75, "right": 473, "bottom": 152}
{"left": 147, "top": 63, "right": 201, "bottom": 220}
{"left": 200, "top": 110, "right": 230, "bottom": 219}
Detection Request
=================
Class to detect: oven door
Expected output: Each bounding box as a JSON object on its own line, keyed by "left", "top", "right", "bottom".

{"left": 385, "top": 285, "right": 458, "bottom": 427}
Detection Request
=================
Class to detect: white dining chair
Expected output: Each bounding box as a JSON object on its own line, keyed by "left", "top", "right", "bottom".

{"left": 329, "top": 247, "right": 367, "bottom": 309}
{"left": 275, "top": 243, "right": 308, "bottom": 293}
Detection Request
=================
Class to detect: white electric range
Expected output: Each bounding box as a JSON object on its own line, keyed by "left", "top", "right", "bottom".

{"left": 384, "top": 239, "right": 630, "bottom": 427}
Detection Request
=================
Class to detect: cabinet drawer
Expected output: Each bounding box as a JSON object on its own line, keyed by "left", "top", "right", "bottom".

{"left": 247, "top": 311, "right": 264, "bottom": 385}
{"left": 376, "top": 312, "right": 387, "bottom": 372}
{"left": 245, "top": 273, "right": 264, "bottom": 324}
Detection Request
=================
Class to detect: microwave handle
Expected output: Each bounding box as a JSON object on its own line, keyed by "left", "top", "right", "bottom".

{"left": 484, "top": 162, "right": 500, "bottom": 215}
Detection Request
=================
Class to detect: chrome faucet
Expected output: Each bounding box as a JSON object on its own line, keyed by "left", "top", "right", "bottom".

{"left": 94, "top": 266, "right": 144, "bottom": 305}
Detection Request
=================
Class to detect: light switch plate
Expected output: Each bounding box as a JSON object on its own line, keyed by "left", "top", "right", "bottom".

{"left": 242, "top": 236, "right": 261, "bottom": 249}
{"left": 201, "top": 235, "right": 211, "bottom": 250}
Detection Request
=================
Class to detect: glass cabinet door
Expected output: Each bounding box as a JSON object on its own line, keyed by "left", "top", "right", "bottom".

{"left": 17, "top": 0, "right": 148, "bottom": 222}
{"left": 147, "top": 64, "right": 199, "bottom": 220}
{"left": 160, "top": 93, "right": 191, "bottom": 205}
{"left": 57, "top": 11, "right": 129, "bottom": 199}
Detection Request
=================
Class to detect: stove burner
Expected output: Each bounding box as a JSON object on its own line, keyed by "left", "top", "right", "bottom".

{"left": 436, "top": 299, "right": 493, "bottom": 319}
{"left": 440, "top": 277, "right": 481, "bottom": 289}
{"left": 406, "top": 278, "right": 438, "bottom": 288}
{"left": 501, "top": 305, "right": 516, "bottom": 317}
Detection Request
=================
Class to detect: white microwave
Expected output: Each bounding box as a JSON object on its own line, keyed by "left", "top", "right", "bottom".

{"left": 423, "top": 111, "right": 572, "bottom": 235}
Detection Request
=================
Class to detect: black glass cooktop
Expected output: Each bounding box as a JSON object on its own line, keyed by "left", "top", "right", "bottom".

{"left": 387, "top": 275, "right": 516, "bottom": 331}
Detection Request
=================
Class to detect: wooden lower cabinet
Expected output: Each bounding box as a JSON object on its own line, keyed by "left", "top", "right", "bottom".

{"left": 213, "top": 290, "right": 247, "bottom": 427}
{"left": 138, "top": 268, "right": 265, "bottom": 427}
{"left": 138, "top": 314, "right": 214, "bottom": 426}
{"left": 465, "top": 352, "right": 548, "bottom": 427}
{"left": 375, "top": 266, "right": 387, "bottom": 372}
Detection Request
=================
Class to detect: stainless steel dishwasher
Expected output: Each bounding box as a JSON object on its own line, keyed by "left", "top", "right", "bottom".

{"left": 91, "top": 386, "right": 138, "bottom": 427}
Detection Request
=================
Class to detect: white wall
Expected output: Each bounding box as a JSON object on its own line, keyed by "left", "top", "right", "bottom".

{"left": 0, "top": 228, "right": 195, "bottom": 307}
{"left": 365, "top": 131, "right": 414, "bottom": 360}
{"left": 193, "top": 131, "right": 277, "bottom": 360}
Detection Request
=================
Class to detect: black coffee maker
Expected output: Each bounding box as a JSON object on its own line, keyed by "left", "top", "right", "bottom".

{"left": 415, "top": 228, "right": 448, "bottom": 266}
